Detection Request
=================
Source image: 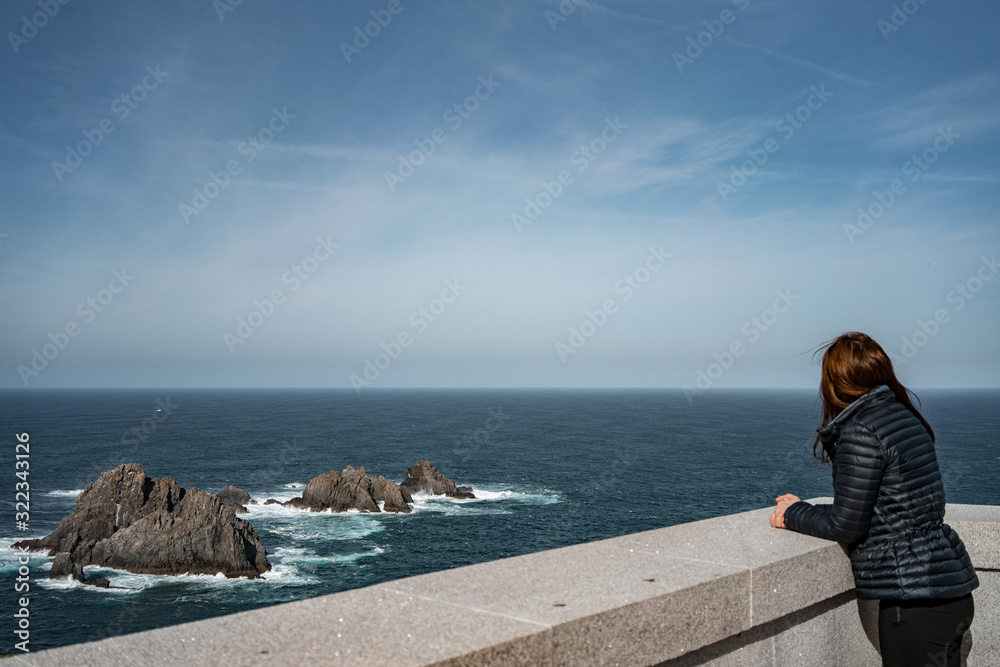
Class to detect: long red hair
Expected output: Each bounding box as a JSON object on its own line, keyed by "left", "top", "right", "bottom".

{"left": 812, "top": 332, "right": 934, "bottom": 461}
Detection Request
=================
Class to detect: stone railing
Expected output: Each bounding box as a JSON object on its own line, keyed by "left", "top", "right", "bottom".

{"left": 12, "top": 501, "right": 999, "bottom": 666}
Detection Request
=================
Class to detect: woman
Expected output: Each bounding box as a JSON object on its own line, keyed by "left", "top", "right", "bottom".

{"left": 770, "top": 332, "right": 978, "bottom": 667}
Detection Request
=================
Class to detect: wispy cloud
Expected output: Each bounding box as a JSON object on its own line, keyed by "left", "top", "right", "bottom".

{"left": 859, "top": 72, "right": 1000, "bottom": 148}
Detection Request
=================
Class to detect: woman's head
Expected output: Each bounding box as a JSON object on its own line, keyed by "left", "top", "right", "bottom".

{"left": 811, "top": 331, "right": 934, "bottom": 460}
{"left": 818, "top": 332, "right": 896, "bottom": 410}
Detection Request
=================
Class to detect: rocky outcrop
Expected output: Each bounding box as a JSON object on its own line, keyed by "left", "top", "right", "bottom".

{"left": 401, "top": 460, "right": 475, "bottom": 499}
{"left": 284, "top": 465, "right": 413, "bottom": 513}
{"left": 218, "top": 485, "right": 255, "bottom": 514}
{"left": 12, "top": 464, "right": 270, "bottom": 581}
{"left": 370, "top": 474, "right": 413, "bottom": 512}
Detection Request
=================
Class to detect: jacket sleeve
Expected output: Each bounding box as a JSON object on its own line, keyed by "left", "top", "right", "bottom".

{"left": 783, "top": 423, "right": 885, "bottom": 545}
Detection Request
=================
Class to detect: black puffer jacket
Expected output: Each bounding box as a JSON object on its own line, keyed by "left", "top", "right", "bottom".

{"left": 784, "top": 385, "right": 979, "bottom": 600}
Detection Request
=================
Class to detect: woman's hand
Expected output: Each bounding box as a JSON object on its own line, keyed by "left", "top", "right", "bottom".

{"left": 770, "top": 494, "right": 801, "bottom": 529}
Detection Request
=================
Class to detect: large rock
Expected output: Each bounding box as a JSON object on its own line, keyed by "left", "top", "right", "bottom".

{"left": 285, "top": 465, "right": 412, "bottom": 513}
{"left": 12, "top": 464, "right": 270, "bottom": 580}
{"left": 400, "top": 460, "right": 475, "bottom": 499}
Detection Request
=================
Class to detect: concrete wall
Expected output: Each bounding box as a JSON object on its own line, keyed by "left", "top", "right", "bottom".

{"left": 13, "top": 501, "right": 999, "bottom": 666}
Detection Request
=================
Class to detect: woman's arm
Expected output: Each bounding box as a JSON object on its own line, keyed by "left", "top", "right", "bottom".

{"left": 782, "top": 424, "right": 885, "bottom": 544}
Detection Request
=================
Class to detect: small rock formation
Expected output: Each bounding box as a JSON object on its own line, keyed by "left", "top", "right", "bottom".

{"left": 218, "top": 485, "right": 255, "bottom": 514}
{"left": 400, "top": 460, "right": 475, "bottom": 499}
{"left": 50, "top": 553, "right": 84, "bottom": 581}
{"left": 12, "top": 464, "right": 270, "bottom": 581}
{"left": 283, "top": 465, "right": 413, "bottom": 513}
{"left": 370, "top": 474, "right": 413, "bottom": 512}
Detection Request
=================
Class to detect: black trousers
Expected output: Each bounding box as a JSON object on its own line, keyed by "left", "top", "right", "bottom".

{"left": 878, "top": 593, "right": 974, "bottom": 667}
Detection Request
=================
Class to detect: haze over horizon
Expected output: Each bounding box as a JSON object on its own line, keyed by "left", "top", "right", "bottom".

{"left": 2, "top": 1, "right": 998, "bottom": 391}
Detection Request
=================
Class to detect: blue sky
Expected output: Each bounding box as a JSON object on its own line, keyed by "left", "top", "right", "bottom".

{"left": 1, "top": 0, "right": 998, "bottom": 390}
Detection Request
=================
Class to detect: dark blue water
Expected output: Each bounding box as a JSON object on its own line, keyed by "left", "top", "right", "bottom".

{"left": 1, "top": 389, "right": 997, "bottom": 651}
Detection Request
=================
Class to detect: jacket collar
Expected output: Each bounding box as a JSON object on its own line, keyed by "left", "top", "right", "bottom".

{"left": 817, "top": 384, "right": 893, "bottom": 445}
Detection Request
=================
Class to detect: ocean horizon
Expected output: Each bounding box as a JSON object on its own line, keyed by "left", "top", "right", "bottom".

{"left": 3, "top": 388, "right": 998, "bottom": 652}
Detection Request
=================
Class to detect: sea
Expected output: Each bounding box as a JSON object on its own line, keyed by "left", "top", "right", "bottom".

{"left": 1, "top": 388, "right": 997, "bottom": 653}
